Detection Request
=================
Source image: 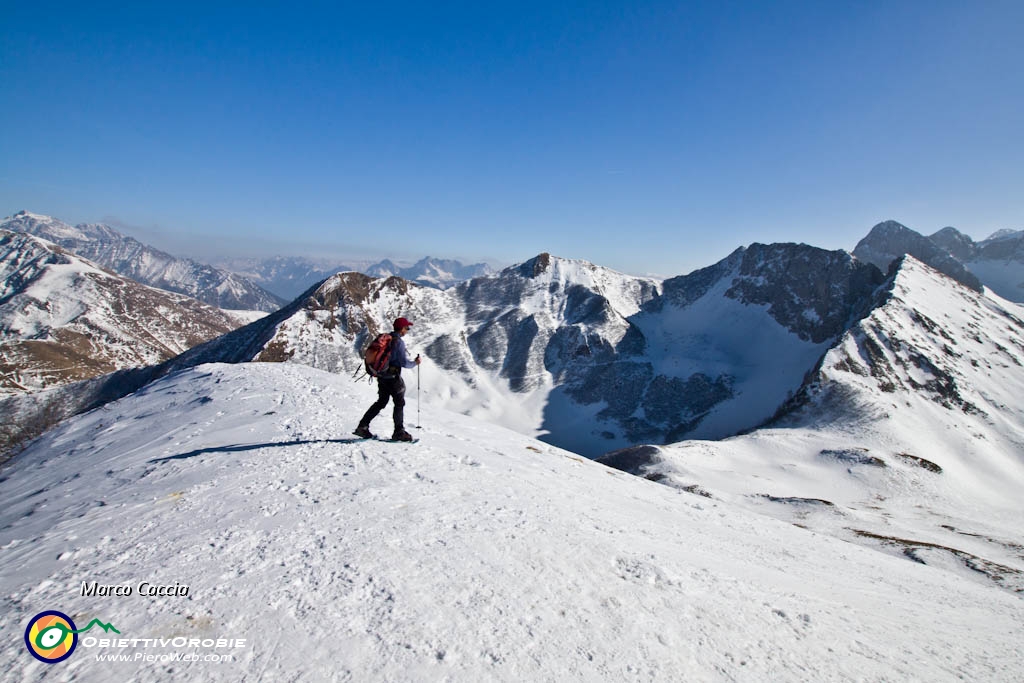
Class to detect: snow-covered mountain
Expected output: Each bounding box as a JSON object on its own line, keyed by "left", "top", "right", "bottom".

{"left": 2, "top": 211, "right": 286, "bottom": 312}
{"left": 366, "top": 256, "right": 493, "bottom": 289}
{"left": 132, "top": 246, "right": 882, "bottom": 457}
{"left": 600, "top": 255, "right": 1024, "bottom": 595}
{"left": 214, "top": 255, "right": 365, "bottom": 300}
{"left": 930, "top": 226, "right": 1024, "bottom": 302}
{"left": 853, "top": 219, "right": 1024, "bottom": 302}
{"left": 853, "top": 220, "right": 983, "bottom": 291}
{"left": 0, "top": 230, "right": 241, "bottom": 395}
{"left": 219, "top": 255, "right": 495, "bottom": 299}
{"left": 178, "top": 254, "right": 663, "bottom": 454}
{"left": 1, "top": 362, "right": 1021, "bottom": 681}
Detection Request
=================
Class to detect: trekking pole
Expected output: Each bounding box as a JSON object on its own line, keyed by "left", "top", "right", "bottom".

{"left": 417, "top": 357, "right": 421, "bottom": 428}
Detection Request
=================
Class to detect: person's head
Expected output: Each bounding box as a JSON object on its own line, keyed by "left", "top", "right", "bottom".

{"left": 393, "top": 317, "right": 414, "bottom": 335}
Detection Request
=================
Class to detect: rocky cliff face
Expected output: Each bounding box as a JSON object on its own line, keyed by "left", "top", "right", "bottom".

{"left": 597, "top": 244, "right": 885, "bottom": 448}
{"left": 2, "top": 212, "right": 285, "bottom": 312}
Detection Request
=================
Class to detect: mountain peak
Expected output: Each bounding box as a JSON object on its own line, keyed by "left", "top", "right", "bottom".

{"left": 853, "top": 221, "right": 982, "bottom": 292}
{"left": 929, "top": 227, "right": 977, "bottom": 261}
{"left": 867, "top": 219, "right": 913, "bottom": 236}
{"left": 9, "top": 209, "right": 52, "bottom": 221}
{"left": 519, "top": 252, "right": 553, "bottom": 278}
{"left": 986, "top": 228, "right": 1024, "bottom": 242}
{"left": 0, "top": 230, "right": 239, "bottom": 395}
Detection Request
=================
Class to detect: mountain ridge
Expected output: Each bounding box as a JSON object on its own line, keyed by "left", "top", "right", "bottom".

{"left": 600, "top": 254, "right": 1024, "bottom": 595}
{"left": 218, "top": 254, "right": 494, "bottom": 299}
{"left": 2, "top": 211, "right": 285, "bottom": 312}
{"left": 0, "top": 229, "right": 241, "bottom": 395}
{"left": 855, "top": 219, "right": 1024, "bottom": 301}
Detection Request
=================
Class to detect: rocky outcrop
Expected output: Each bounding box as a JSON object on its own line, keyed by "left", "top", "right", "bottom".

{"left": 725, "top": 243, "right": 885, "bottom": 343}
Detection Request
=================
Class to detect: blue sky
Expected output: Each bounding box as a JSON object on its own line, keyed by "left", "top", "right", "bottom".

{"left": 2, "top": 1, "right": 1021, "bottom": 276}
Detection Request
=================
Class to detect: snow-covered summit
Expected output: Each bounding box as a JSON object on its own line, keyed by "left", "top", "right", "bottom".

{"left": 367, "top": 256, "right": 494, "bottom": 290}
{"left": 1, "top": 362, "right": 1021, "bottom": 681}
{"left": 986, "top": 228, "right": 1024, "bottom": 242}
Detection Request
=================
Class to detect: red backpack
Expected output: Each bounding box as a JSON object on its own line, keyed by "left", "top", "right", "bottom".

{"left": 363, "top": 333, "right": 394, "bottom": 377}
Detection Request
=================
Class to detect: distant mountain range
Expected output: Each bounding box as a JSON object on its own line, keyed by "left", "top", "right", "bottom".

{"left": 2, "top": 211, "right": 286, "bottom": 312}
{"left": 219, "top": 255, "right": 494, "bottom": 299}
{"left": 3, "top": 215, "right": 1022, "bottom": 468}
{"left": 854, "top": 220, "right": 1024, "bottom": 301}
{"left": 3, "top": 208, "right": 494, "bottom": 306}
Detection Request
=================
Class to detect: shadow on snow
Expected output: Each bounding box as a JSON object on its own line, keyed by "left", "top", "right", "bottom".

{"left": 149, "top": 438, "right": 365, "bottom": 463}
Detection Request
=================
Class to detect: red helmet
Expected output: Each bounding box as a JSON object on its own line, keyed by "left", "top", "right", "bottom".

{"left": 393, "top": 317, "right": 414, "bottom": 330}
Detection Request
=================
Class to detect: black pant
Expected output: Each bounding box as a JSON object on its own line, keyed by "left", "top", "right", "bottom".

{"left": 359, "top": 373, "right": 406, "bottom": 432}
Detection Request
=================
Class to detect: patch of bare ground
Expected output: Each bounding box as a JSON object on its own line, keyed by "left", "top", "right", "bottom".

{"left": 852, "top": 529, "right": 1024, "bottom": 594}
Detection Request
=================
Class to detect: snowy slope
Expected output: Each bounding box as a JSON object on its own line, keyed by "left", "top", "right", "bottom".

{"left": 1, "top": 362, "right": 1021, "bottom": 681}
{"left": 604, "top": 256, "right": 1024, "bottom": 595}
{"left": 0, "top": 230, "right": 240, "bottom": 395}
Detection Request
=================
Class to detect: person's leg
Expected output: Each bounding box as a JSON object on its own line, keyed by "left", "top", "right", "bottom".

{"left": 356, "top": 380, "right": 391, "bottom": 434}
{"left": 390, "top": 377, "right": 407, "bottom": 434}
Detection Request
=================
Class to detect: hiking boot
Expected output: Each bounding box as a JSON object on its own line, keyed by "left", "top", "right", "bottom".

{"left": 392, "top": 429, "right": 414, "bottom": 442}
{"left": 353, "top": 425, "right": 375, "bottom": 439}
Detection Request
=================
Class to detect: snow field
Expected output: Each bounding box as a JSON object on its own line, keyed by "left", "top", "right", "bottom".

{"left": 1, "top": 363, "right": 1022, "bottom": 681}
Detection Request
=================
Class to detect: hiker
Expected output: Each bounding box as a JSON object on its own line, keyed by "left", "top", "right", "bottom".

{"left": 354, "top": 317, "right": 421, "bottom": 442}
